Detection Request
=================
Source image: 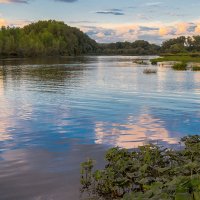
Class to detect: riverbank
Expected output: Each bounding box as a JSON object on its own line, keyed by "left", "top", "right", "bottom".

{"left": 150, "top": 53, "right": 200, "bottom": 65}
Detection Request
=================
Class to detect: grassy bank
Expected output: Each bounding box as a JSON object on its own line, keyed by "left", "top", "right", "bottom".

{"left": 151, "top": 54, "right": 200, "bottom": 65}
{"left": 81, "top": 135, "right": 200, "bottom": 200}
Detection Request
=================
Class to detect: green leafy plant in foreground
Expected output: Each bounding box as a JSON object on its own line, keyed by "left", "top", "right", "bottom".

{"left": 80, "top": 135, "right": 200, "bottom": 200}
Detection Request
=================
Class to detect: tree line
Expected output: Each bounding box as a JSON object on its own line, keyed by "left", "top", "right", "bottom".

{"left": 1, "top": 20, "right": 200, "bottom": 57}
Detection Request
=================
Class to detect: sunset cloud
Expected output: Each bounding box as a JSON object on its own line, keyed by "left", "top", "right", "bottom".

{"left": 79, "top": 20, "right": 200, "bottom": 43}
{"left": 195, "top": 24, "right": 200, "bottom": 34}
{"left": 0, "top": 18, "right": 31, "bottom": 27}
{"left": 0, "top": 18, "right": 7, "bottom": 26}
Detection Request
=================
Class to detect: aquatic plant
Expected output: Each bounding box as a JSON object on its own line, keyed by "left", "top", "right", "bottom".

{"left": 143, "top": 68, "right": 157, "bottom": 74}
{"left": 80, "top": 135, "right": 200, "bottom": 200}
{"left": 172, "top": 62, "right": 187, "bottom": 71}
{"left": 133, "top": 59, "right": 149, "bottom": 65}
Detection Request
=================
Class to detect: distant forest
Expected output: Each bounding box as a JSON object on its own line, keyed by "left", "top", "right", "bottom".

{"left": 1, "top": 20, "right": 200, "bottom": 57}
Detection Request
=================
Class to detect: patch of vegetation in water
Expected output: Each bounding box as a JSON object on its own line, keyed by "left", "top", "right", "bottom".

{"left": 143, "top": 68, "right": 157, "bottom": 74}
{"left": 133, "top": 59, "right": 149, "bottom": 65}
{"left": 80, "top": 135, "right": 200, "bottom": 200}
{"left": 172, "top": 62, "right": 187, "bottom": 71}
{"left": 192, "top": 66, "right": 200, "bottom": 71}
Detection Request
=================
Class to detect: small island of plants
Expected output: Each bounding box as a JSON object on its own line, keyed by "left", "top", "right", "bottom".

{"left": 81, "top": 135, "right": 200, "bottom": 200}
{"left": 172, "top": 62, "right": 187, "bottom": 71}
{"left": 143, "top": 68, "right": 157, "bottom": 74}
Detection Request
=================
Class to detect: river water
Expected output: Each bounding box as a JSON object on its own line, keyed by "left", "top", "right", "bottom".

{"left": 0, "top": 56, "right": 199, "bottom": 199}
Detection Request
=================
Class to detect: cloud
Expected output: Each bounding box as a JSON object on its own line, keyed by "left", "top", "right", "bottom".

{"left": 81, "top": 23, "right": 159, "bottom": 43}
{"left": 195, "top": 24, "right": 200, "bottom": 34}
{"left": 159, "top": 22, "right": 198, "bottom": 37}
{"left": 159, "top": 26, "right": 175, "bottom": 36}
{"left": 80, "top": 20, "right": 200, "bottom": 44}
{"left": 0, "top": 18, "right": 7, "bottom": 26}
{"left": 95, "top": 9, "right": 125, "bottom": 16}
{"left": 0, "top": 18, "right": 31, "bottom": 27}
{"left": 139, "top": 26, "right": 159, "bottom": 31}
{"left": 145, "top": 2, "right": 163, "bottom": 7}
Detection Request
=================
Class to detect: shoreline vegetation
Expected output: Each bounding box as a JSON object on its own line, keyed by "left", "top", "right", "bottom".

{"left": 80, "top": 135, "right": 200, "bottom": 200}
{"left": 1, "top": 20, "right": 200, "bottom": 59}
{"left": 150, "top": 54, "right": 200, "bottom": 71}
{"left": 150, "top": 54, "right": 200, "bottom": 65}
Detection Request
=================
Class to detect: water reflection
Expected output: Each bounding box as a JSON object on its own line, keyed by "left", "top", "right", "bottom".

{"left": 95, "top": 113, "right": 179, "bottom": 149}
{"left": 0, "top": 76, "right": 13, "bottom": 142}
{"left": 0, "top": 56, "right": 199, "bottom": 199}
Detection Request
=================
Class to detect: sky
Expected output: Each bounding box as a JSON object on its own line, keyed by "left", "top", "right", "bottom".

{"left": 0, "top": 0, "right": 200, "bottom": 43}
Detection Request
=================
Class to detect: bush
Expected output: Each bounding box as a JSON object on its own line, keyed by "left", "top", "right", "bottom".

{"left": 192, "top": 66, "right": 200, "bottom": 71}
{"left": 150, "top": 59, "right": 158, "bottom": 65}
{"left": 80, "top": 135, "right": 200, "bottom": 200}
{"left": 172, "top": 62, "right": 187, "bottom": 70}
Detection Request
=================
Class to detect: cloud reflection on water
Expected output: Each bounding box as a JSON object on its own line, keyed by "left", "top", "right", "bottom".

{"left": 95, "top": 113, "right": 179, "bottom": 149}
{"left": 0, "top": 77, "right": 13, "bottom": 142}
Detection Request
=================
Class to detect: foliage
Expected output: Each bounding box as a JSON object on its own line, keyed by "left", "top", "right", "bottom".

{"left": 150, "top": 55, "right": 200, "bottom": 65}
{"left": 172, "top": 62, "right": 187, "bottom": 71}
{"left": 98, "top": 41, "right": 160, "bottom": 55}
{"left": 0, "top": 20, "right": 97, "bottom": 57}
{"left": 192, "top": 66, "right": 200, "bottom": 71}
{"left": 161, "top": 36, "right": 200, "bottom": 53}
{"left": 80, "top": 136, "right": 200, "bottom": 200}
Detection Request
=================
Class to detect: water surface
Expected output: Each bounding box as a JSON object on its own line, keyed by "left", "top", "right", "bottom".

{"left": 0, "top": 56, "right": 199, "bottom": 199}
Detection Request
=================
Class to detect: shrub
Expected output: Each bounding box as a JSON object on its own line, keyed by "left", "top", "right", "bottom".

{"left": 150, "top": 59, "right": 158, "bottom": 65}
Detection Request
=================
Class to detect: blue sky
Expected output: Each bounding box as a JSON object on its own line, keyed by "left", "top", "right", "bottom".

{"left": 0, "top": 0, "right": 200, "bottom": 43}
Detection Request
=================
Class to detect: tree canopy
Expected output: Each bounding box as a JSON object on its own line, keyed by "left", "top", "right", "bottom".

{"left": 0, "top": 20, "right": 97, "bottom": 57}
{"left": 98, "top": 41, "right": 160, "bottom": 55}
